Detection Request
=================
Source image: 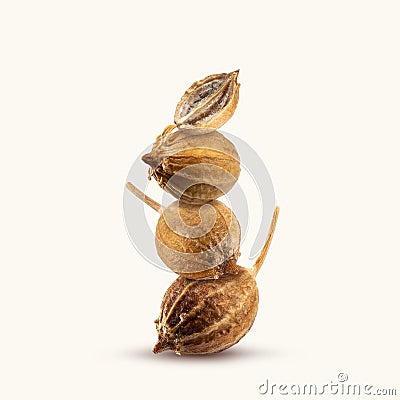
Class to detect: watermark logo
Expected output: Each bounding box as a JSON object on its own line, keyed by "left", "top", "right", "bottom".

{"left": 258, "top": 373, "right": 398, "bottom": 396}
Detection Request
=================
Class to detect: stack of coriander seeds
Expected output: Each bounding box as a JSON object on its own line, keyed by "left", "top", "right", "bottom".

{"left": 126, "top": 71, "right": 279, "bottom": 355}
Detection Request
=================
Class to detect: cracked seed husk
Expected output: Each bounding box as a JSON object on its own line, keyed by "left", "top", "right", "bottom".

{"left": 174, "top": 70, "right": 240, "bottom": 131}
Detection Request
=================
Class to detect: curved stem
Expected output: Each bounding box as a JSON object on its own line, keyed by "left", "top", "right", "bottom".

{"left": 251, "top": 206, "right": 280, "bottom": 276}
{"left": 125, "top": 182, "right": 162, "bottom": 214}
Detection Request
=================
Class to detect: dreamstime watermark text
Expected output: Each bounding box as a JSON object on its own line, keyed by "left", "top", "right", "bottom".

{"left": 258, "top": 373, "right": 398, "bottom": 396}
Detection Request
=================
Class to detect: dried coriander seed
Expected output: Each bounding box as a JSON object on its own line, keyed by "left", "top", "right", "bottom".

{"left": 142, "top": 129, "right": 241, "bottom": 203}
{"left": 126, "top": 183, "right": 241, "bottom": 280}
{"left": 174, "top": 70, "right": 240, "bottom": 131}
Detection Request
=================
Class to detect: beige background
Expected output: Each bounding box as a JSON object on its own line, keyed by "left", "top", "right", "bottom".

{"left": 1, "top": 1, "right": 399, "bottom": 399}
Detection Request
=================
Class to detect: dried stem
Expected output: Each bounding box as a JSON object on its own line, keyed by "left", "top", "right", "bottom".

{"left": 125, "top": 182, "right": 162, "bottom": 214}
{"left": 251, "top": 206, "right": 280, "bottom": 276}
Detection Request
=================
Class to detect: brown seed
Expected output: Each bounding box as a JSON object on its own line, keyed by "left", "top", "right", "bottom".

{"left": 155, "top": 199, "right": 241, "bottom": 279}
{"left": 142, "top": 129, "right": 240, "bottom": 203}
{"left": 153, "top": 267, "right": 258, "bottom": 355}
{"left": 125, "top": 183, "right": 241, "bottom": 279}
{"left": 153, "top": 207, "right": 280, "bottom": 355}
{"left": 174, "top": 70, "right": 240, "bottom": 131}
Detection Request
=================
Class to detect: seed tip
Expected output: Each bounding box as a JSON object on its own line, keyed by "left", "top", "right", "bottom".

{"left": 141, "top": 152, "right": 152, "bottom": 164}
{"left": 153, "top": 337, "right": 171, "bottom": 354}
{"left": 230, "top": 69, "right": 240, "bottom": 79}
